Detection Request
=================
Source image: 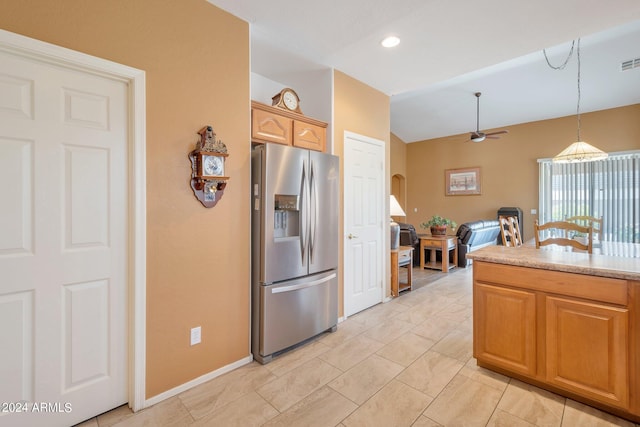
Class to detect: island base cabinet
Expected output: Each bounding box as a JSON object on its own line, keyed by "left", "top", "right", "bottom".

{"left": 473, "top": 261, "right": 639, "bottom": 421}
{"left": 546, "top": 296, "right": 629, "bottom": 409}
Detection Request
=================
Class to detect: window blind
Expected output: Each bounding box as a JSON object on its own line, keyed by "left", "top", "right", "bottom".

{"left": 538, "top": 151, "right": 640, "bottom": 243}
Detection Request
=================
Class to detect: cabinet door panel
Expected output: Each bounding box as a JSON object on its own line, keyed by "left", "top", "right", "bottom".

{"left": 293, "top": 120, "right": 326, "bottom": 151}
{"left": 546, "top": 296, "right": 629, "bottom": 409}
{"left": 474, "top": 283, "right": 537, "bottom": 376}
{"left": 252, "top": 108, "right": 292, "bottom": 145}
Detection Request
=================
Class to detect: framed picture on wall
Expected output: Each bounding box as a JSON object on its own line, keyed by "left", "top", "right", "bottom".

{"left": 445, "top": 167, "right": 481, "bottom": 196}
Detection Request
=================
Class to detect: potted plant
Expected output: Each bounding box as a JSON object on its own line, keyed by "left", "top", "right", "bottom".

{"left": 420, "top": 215, "right": 457, "bottom": 236}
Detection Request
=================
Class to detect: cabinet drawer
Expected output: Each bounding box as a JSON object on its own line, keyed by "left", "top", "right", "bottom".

{"left": 398, "top": 252, "right": 411, "bottom": 267}
{"left": 474, "top": 261, "right": 628, "bottom": 306}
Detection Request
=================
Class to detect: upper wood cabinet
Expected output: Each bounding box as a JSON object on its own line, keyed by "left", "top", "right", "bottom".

{"left": 251, "top": 101, "right": 327, "bottom": 152}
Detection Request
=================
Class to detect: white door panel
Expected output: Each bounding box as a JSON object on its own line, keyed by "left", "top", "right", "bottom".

{"left": 344, "top": 132, "right": 384, "bottom": 316}
{"left": 0, "top": 49, "right": 128, "bottom": 427}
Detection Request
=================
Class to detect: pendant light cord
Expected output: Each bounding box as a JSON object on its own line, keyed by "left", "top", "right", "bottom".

{"left": 576, "top": 38, "right": 581, "bottom": 142}
{"left": 548, "top": 38, "right": 608, "bottom": 162}
{"left": 543, "top": 38, "right": 582, "bottom": 141}
{"left": 543, "top": 40, "right": 575, "bottom": 70}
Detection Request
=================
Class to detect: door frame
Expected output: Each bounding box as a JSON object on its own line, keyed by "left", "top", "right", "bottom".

{"left": 0, "top": 29, "right": 147, "bottom": 411}
{"left": 343, "top": 131, "right": 386, "bottom": 316}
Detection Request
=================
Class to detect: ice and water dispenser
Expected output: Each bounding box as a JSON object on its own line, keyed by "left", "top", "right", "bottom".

{"left": 274, "top": 194, "right": 300, "bottom": 239}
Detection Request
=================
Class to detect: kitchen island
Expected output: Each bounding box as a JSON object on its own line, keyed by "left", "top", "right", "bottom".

{"left": 468, "top": 245, "right": 640, "bottom": 422}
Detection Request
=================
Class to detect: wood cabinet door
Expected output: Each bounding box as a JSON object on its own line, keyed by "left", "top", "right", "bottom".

{"left": 474, "top": 283, "right": 537, "bottom": 376}
{"left": 252, "top": 108, "right": 292, "bottom": 145}
{"left": 293, "top": 120, "right": 326, "bottom": 151}
{"left": 546, "top": 296, "right": 629, "bottom": 409}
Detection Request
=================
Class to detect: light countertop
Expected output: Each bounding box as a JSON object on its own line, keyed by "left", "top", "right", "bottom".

{"left": 467, "top": 244, "right": 640, "bottom": 281}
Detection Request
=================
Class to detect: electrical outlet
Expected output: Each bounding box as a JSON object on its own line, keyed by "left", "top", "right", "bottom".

{"left": 190, "top": 326, "right": 201, "bottom": 346}
{"left": 414, "top": 208, "right": 418, "bottom": 213}
{"left": 531, "top": 209, "right": 537, "bottom": 215}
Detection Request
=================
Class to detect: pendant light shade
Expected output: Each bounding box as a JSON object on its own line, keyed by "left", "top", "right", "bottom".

{"left": 552, "top": 141, "right": 608, "bottom": 163}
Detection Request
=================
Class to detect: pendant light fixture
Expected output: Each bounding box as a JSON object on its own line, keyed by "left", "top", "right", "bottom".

{"left": 546, "top": 38, "right": 608, "bottom": 163}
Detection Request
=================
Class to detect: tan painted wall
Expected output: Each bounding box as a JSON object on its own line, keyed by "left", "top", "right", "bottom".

{"left": 405, "top": 104, "right": 640, "bottom": 241}
{"left": 391, "top": 132, "right": 408, "bottom": 208}
{"left": 391, "top": 132, "right": 407, "bottom": 178}
{"left": 0, "top": 0, "right": 251, "bottom": 398}
{"left": 333, "top": 70, "right": 391, "bottom": 308}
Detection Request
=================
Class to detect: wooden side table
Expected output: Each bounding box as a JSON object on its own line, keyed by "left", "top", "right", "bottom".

{"left": 391, "top": 246, "right": 413, "bottom": 297}
{"left": 419, "top": 235, "right": 457, "bottom": 273}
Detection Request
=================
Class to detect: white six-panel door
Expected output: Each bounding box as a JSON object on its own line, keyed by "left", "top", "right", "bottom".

{"left": 0, "top": 47, "right": 128, "bottom": 426}
{"left": 343, "top": 132, "right": 384, "bottom": 316}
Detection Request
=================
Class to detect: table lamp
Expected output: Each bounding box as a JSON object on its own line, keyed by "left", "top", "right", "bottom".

{"left": 390, "top": 195, "right": 406, "bottom": 249}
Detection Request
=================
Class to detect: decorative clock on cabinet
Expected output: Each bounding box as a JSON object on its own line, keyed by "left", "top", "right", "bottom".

{"left": 271, "top": 87, "right": 302, "bottom": 114}
{"left": 189, "top": 125, "right": 229, "bottom": 208}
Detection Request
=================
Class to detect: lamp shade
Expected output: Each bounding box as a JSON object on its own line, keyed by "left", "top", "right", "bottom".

{"left": 552, "top": 141, "right": 608, "bottom": 163}
{"left": 390, "top": 195, "right": 406, "bottom": 217}
{"left": 389, "top": 195, "right": 405, "bottom": 250}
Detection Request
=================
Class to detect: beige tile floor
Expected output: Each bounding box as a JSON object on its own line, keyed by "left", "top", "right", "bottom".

{"left": 79, "top": 267, "right": 639, "bottom": 427}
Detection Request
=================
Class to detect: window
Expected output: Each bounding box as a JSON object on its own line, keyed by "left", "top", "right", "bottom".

{"left": 538, "top": 151, "right": 640, "bottom": 243}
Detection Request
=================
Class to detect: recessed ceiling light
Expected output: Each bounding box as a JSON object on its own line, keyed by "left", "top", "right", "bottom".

{"left": 381, "top": 36, "right": 400, "bottom": 48}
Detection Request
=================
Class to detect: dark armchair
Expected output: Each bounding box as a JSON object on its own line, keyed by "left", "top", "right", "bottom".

{"left": 399, "top": 222, "right": 420, "bottom": 266}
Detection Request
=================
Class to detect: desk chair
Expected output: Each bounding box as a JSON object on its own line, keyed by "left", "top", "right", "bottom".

{"left": 534, "top": 220, "right": 593, "bottom": 253}
{"left": 499, "top": 216, "right": 523, "bottom": 247}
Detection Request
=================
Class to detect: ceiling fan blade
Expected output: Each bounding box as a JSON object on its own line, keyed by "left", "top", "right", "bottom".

{"left": 485, "top": 130, "right": 509, "bottom": 136}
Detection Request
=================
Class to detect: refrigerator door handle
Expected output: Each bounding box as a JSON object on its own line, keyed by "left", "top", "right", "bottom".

{"left": 299, "top": 161, "right": 308, "bottom": 264}
{"left": 271, "top": 273, "right": 337, "bottom": 294}
{"left": 309, "top": 160, "right": 317, "bottom": 262}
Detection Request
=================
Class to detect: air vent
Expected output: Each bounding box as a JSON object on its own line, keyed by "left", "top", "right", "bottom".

{"left": 621, "top": 58, "right": 640, "bottom": 71}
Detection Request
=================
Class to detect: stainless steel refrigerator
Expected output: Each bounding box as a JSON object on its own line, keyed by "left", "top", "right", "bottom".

{"left": 251, "top": 143, "right": 339, "bottom": 364}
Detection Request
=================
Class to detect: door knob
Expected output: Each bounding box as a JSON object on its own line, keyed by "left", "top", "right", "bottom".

{"left": 348, "top": 233, "right": 358, "bottom": 240}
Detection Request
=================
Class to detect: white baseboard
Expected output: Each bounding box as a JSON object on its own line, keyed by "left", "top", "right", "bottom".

{"left": 142, "top": 354, "right": 253, "bottom": 409}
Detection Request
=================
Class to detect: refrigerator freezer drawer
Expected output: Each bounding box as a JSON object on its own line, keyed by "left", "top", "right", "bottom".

{"left": 257, "top": 271, "right": 337, "bottom": 361}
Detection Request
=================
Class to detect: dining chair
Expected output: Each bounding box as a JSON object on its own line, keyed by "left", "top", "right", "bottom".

{"left": 566, "top": 215, "right": 603, "bottom": 247}
{"left": 534, "top": 220, "right": 594, "bottom": 253}
{"left": 499, "top": 216, "right": 523, "bottom": 247}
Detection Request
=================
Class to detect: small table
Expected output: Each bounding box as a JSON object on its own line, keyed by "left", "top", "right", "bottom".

{"left": 420, "top": 235, "right": 457, "bottom": 272}
{"left": 391, "top": 246, "right": 413, "bottom": 297}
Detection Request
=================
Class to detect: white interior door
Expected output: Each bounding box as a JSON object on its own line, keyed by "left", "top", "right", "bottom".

{"left": 0, "top": 47, "right": 128, "bottom": 427}
{"left": 344, "top": 132, "right": 384, "bottom": 316}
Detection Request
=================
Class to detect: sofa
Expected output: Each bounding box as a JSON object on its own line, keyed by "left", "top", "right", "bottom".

{"left": 456, "top": 220, "right": 501, "bottom": 267}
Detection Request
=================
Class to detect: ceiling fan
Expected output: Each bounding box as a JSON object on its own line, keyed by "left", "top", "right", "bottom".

{"left": 468, "top": 92, "right": 508, "bottom": 143}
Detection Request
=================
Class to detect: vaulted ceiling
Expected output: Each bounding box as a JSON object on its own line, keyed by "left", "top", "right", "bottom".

{"left": 208, "top": 1, "right": 640, "bottom": 142}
